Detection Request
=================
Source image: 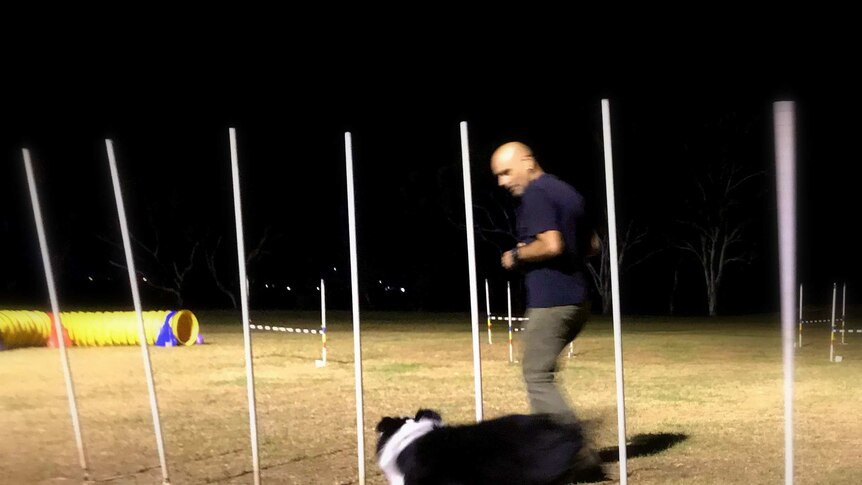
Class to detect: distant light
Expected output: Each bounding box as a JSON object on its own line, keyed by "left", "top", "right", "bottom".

{"left": 378, "top": 280, "right": 383, "bottom": 284}
{"left": 316, "top": 286, "right": 320, "bottom": 291}
{"left": 333, "top": 267, "right": 337, "bottom": 272}
{"left": 265, "top": 284, "right": 269, "bottom": 288}
{"left": 142, "top": 277, "right": 148, "bottom": 282}
{"left": 385, "top": 286, "right": 391, "bottom": 291}
{"left": 88, "top": 276, "right": 94, "bottom": 282}
{"left": 286, "top": 286, "right": 291, "bottom": 291}
{"left": 400, "top": 287, "right": 406, "bottom": 293}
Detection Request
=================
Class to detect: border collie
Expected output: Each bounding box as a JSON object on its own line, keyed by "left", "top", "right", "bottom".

{"left": 375, "top": 409, "right": 605, "bottom": 485}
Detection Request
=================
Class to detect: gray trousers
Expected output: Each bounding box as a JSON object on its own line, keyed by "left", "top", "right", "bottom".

{"left": 522, "top": 304, "right": 590, "bottom": 416}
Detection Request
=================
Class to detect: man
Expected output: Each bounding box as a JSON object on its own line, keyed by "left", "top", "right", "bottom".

{"left": 490, "top": 141, "right": 596, "bottom": 417}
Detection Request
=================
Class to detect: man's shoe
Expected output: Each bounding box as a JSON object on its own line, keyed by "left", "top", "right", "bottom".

{"left": 571, "top": 445, "right": 605, "bottom": 482}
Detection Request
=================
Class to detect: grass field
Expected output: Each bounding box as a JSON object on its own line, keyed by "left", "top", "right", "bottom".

{"left": 1, "top": 310, "right": 860, "bottom": 484}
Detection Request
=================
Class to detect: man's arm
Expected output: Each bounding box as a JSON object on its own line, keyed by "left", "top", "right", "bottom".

{"left": 501, "top": 230, "right": 564, "bottom": 269}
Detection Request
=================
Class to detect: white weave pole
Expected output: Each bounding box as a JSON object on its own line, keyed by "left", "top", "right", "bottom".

{"left": 506, "top": 281, "right": 513, "bottom": 363}
{"left": 228, "top": 128, "right": 261, "bottom": 485}
{"left": 485, "top": 279, "right": 492, "bottom": 345}
{"left": 830, "top": 283, "right": 837, "bottom": 362}
{"left": 22, "top": 149, "right": 90, "bottom": 479}
{"left": 797, "top": 284, "right": 803, "bottom": 348}
{"left": 320, "top": 278, "right": 327, "bottom": 365}
{"left": 841, "top": 283, "right": 846, "bottom": 345}
{"left": 459, "top": 121, "right": 484, "bottom": 422}
{"left": 601, "top": 99, "right": 628, "bottom": 483}
{"left": 774, "top": 100, "right": 796, "bottom": 484}
{"left": 105, "top": 139, "right": 170, "bottom": 484}
{"left": 344, "top": 132, "right": 366, "bottom": 484}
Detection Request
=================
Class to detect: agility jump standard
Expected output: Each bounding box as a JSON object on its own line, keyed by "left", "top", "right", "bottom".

{"left": 797, "top": 283, "right": 848, "bottom": 349}
{"left": 248, "top": 278, "right": 327, "bottom": 367}
{"left": 486, "top": 281, "right": 574, "bottom": 360}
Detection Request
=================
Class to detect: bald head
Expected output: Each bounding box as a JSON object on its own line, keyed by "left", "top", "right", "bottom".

{"left": 490, "top": 141, "right": 543, "bottom": 197}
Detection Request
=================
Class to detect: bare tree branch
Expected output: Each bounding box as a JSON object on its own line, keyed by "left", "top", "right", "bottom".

{"left": 205, "top": 236, "right": 238, "bottom": 308}
{"left": 586, "top": 221, "right": 660, "bottom": 314}
{"left": 246, "top": 225, "right": 273, "bottom": 266}
{"left": 99, "top": 221, "right": 202, "bottom": 307}
{"left": 108, "top": 259, "right": 182, "bottom": 303}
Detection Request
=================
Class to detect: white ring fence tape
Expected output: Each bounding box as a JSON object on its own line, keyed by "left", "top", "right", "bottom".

{"left": 488, "top": 315, "right": 529, "bottom": 322}
{"left": 250, "top": 324, "right": 322, "bottom": 335}
{"left": 800, "top": 318, "right": 845, "bottom": 324}
{"left": 488, "top": 315, "right": 527, "bottom": 332}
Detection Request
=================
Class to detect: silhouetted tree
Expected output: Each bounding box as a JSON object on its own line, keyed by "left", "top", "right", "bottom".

{"left": 672, "top": 163, "right": 760, "bottom": 316}
{"left": 100, "top": 227, "right": 201, "bottom": 307}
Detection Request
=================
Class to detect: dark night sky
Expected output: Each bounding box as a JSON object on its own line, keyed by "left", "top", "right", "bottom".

{"left": 2, "top": 29, "right": 860, "bottom": 315}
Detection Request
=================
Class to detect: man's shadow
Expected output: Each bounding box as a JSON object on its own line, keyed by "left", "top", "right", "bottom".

{"left": 599, "top": 432, "right": 688, "bottom": 462}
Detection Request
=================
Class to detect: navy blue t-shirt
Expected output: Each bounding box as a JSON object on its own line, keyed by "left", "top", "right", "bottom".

{"left": 517, "top": 173, "right": 590, "bottom": 308}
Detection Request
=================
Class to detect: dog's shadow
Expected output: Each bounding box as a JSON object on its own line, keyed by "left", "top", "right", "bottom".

{"left": 598, "top": 432, "right": 688, "bottom": 463}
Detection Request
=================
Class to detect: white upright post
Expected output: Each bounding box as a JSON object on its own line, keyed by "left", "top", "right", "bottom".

{"left": 506, "top": 281, "right": 513, "bottom": 363}
{"left": 841, "top": 283, "right": 847, "bottom": 345}
{"left": 830, "top": 283, "right": 837, "bottom": 362}
{"left": 798, "top": 284, "right": 803, "bottom": 349}
{"left": 485, "top": 279, "right": 493, "bottom": 345}
{"left": 321, "top": 278, "right": 327, "bottom": 365}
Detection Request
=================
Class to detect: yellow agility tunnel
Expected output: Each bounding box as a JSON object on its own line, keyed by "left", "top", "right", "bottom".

{"left": 0, "top": 310, "right": 52, "bottom": 349}
{"left": 0, "top": 310, "right": 199, "bottom": 349}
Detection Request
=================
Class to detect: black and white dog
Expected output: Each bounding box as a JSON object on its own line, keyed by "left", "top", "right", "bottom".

{"left": 375, "top": 409, "right": 605, "bottom": 485}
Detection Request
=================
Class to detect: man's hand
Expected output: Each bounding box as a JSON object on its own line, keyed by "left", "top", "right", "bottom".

{"left": 502, "top": 249, "right": 517, "bottom": 269}
{"left": 501, "top": 242, "right": 527, "bottom": 270}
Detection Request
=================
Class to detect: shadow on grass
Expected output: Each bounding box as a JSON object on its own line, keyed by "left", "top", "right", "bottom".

{"left": 599, "top": 432, "right": 688, "bottom": 462}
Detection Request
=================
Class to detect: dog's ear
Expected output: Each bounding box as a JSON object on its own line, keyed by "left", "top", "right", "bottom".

{"left": 376, "top": 416, "right": 406, "bottom": 435}
{"left": 415, "top": 409, "right": 442, "bottom": 422}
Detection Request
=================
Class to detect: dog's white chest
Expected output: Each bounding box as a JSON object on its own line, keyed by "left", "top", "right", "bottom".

{"left": 377, "top": 419, "right": 437, "bottom": 485}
